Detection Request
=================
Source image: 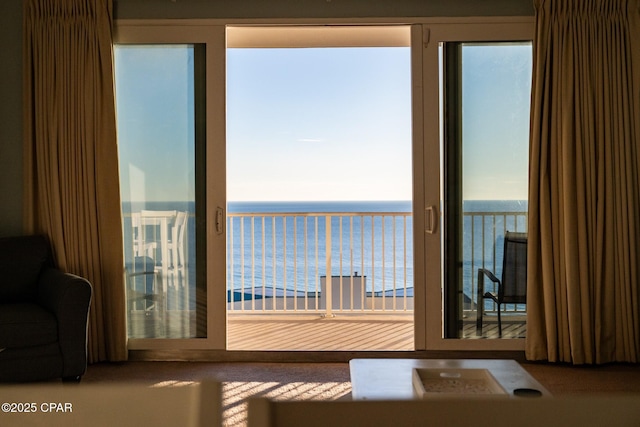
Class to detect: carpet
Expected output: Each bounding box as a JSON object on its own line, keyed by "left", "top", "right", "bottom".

{"left": 82, "top": 361, "right": 352, "bottom": 427}
{"left": 80, "top": 360, "right": 640, "bottom": 427}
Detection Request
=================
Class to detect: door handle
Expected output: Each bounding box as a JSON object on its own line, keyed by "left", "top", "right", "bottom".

{"left": 425, "top": 205, "right": 438, "bottom": 234}
{"left": 216, "top": 207, "right": 225, "bottom": 235}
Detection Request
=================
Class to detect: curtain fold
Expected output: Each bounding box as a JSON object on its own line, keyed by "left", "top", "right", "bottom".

{"left": 23, "top": 0, "right": 127, "bottom": 362}
{"left": 527, "top": 0, "right": 640, "bottom": 363}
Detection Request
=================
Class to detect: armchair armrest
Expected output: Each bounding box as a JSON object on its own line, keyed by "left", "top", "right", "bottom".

{"left": 37, "top": 267, "right": 92, "bottom": 379}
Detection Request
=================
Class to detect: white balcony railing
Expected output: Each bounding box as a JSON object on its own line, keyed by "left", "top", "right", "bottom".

{"left": 123, "top": 208, "right": 527, "bottom": 318}
{"left": 227, "top": 211, "right": 413, "bottom": 315}
{"left": 226, "top": 210, "right": 528, "bottom": 317}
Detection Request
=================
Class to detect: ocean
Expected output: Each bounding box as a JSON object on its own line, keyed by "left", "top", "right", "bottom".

{"left": 122, "top": 200, "right": 528, "bottom": 302}
{"left": 227, "top": 201, "right": 413, "bottom": 297}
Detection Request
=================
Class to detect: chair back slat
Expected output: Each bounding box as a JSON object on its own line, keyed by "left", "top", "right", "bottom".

{"left": 501, "top": 231, "right": 527, "bottom": 303}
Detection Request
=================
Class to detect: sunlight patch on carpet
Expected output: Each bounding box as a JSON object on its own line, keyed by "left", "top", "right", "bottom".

{"left": 222, "top": 381, "right": 352, "bottom": 427}
{"left": 151, "top": 380, "right": 198, "bottom": 387}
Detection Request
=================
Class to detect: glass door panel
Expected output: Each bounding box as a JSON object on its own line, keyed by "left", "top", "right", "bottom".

{"left": 442, "top": 42, "right": 532, "bottom": 339}
{"left": 115, "top": 44, "right": 206, "bottom": 339}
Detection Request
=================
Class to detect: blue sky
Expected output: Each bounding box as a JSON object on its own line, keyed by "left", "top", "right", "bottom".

{"left": 461, "top": 44, "right": 532, "bottom": 201}
{"left": 226, "top": 47, "right": 412, "bottom": 202}
{"left": 115, "top": 43, "right": 531, "bottom": 203}
{"left": 115, "top": 45, "right": 195, "bottom": 203}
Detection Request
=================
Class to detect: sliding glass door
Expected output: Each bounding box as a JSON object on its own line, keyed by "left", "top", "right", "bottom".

{"left": 442, "top": 41, "right": 532, "bottom": 340}
{"left": 113, "top": 20, "right": 533, "bottom": 353}
{"left": 114, "top": 25, "right": 227, "bottom": 349}
{"left": 421, "top": 21, "right": 534, "bottom": 350}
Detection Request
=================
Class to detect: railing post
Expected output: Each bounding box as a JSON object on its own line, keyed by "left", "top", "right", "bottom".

{"left": 323, "top": 215, "right": 334, "bottom": 318}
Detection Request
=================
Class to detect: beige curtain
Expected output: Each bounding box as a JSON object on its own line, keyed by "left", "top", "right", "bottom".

{"left": 527, "top": 0, "right": 640, "bottom": 364}
{"left": 23, "top": 0, "right": 127, "bottom": 362}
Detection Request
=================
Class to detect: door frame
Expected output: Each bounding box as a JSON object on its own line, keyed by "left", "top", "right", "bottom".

{"left": 115, "top": 17, "right": 534, "bottom": 354}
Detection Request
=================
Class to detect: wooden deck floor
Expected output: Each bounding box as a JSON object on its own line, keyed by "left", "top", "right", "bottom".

{"left": 128, "top": 311, "right": 525, "bottom": 347}
{"left": 227, "top": 314, "right": 526, "bottom": 351}
{"left": 228, "top": 314, "right": 413, "bottom": 351}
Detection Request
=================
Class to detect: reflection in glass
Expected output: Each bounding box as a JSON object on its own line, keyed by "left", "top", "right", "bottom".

{"left": 442, "top": 42, "right": 532, "bottom": 339}
{"left": 115, "top": 45, "right": 204, "bottom": 339}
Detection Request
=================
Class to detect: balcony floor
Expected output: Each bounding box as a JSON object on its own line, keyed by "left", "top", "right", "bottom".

{"left": 128, "top": 311, "right": 526, "bottom": 347}
{"left": 226, "top": 313, "right": 526, "bottom": 351}
{"left": 228, "top": 314, "right": 414, "bottom": 351}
